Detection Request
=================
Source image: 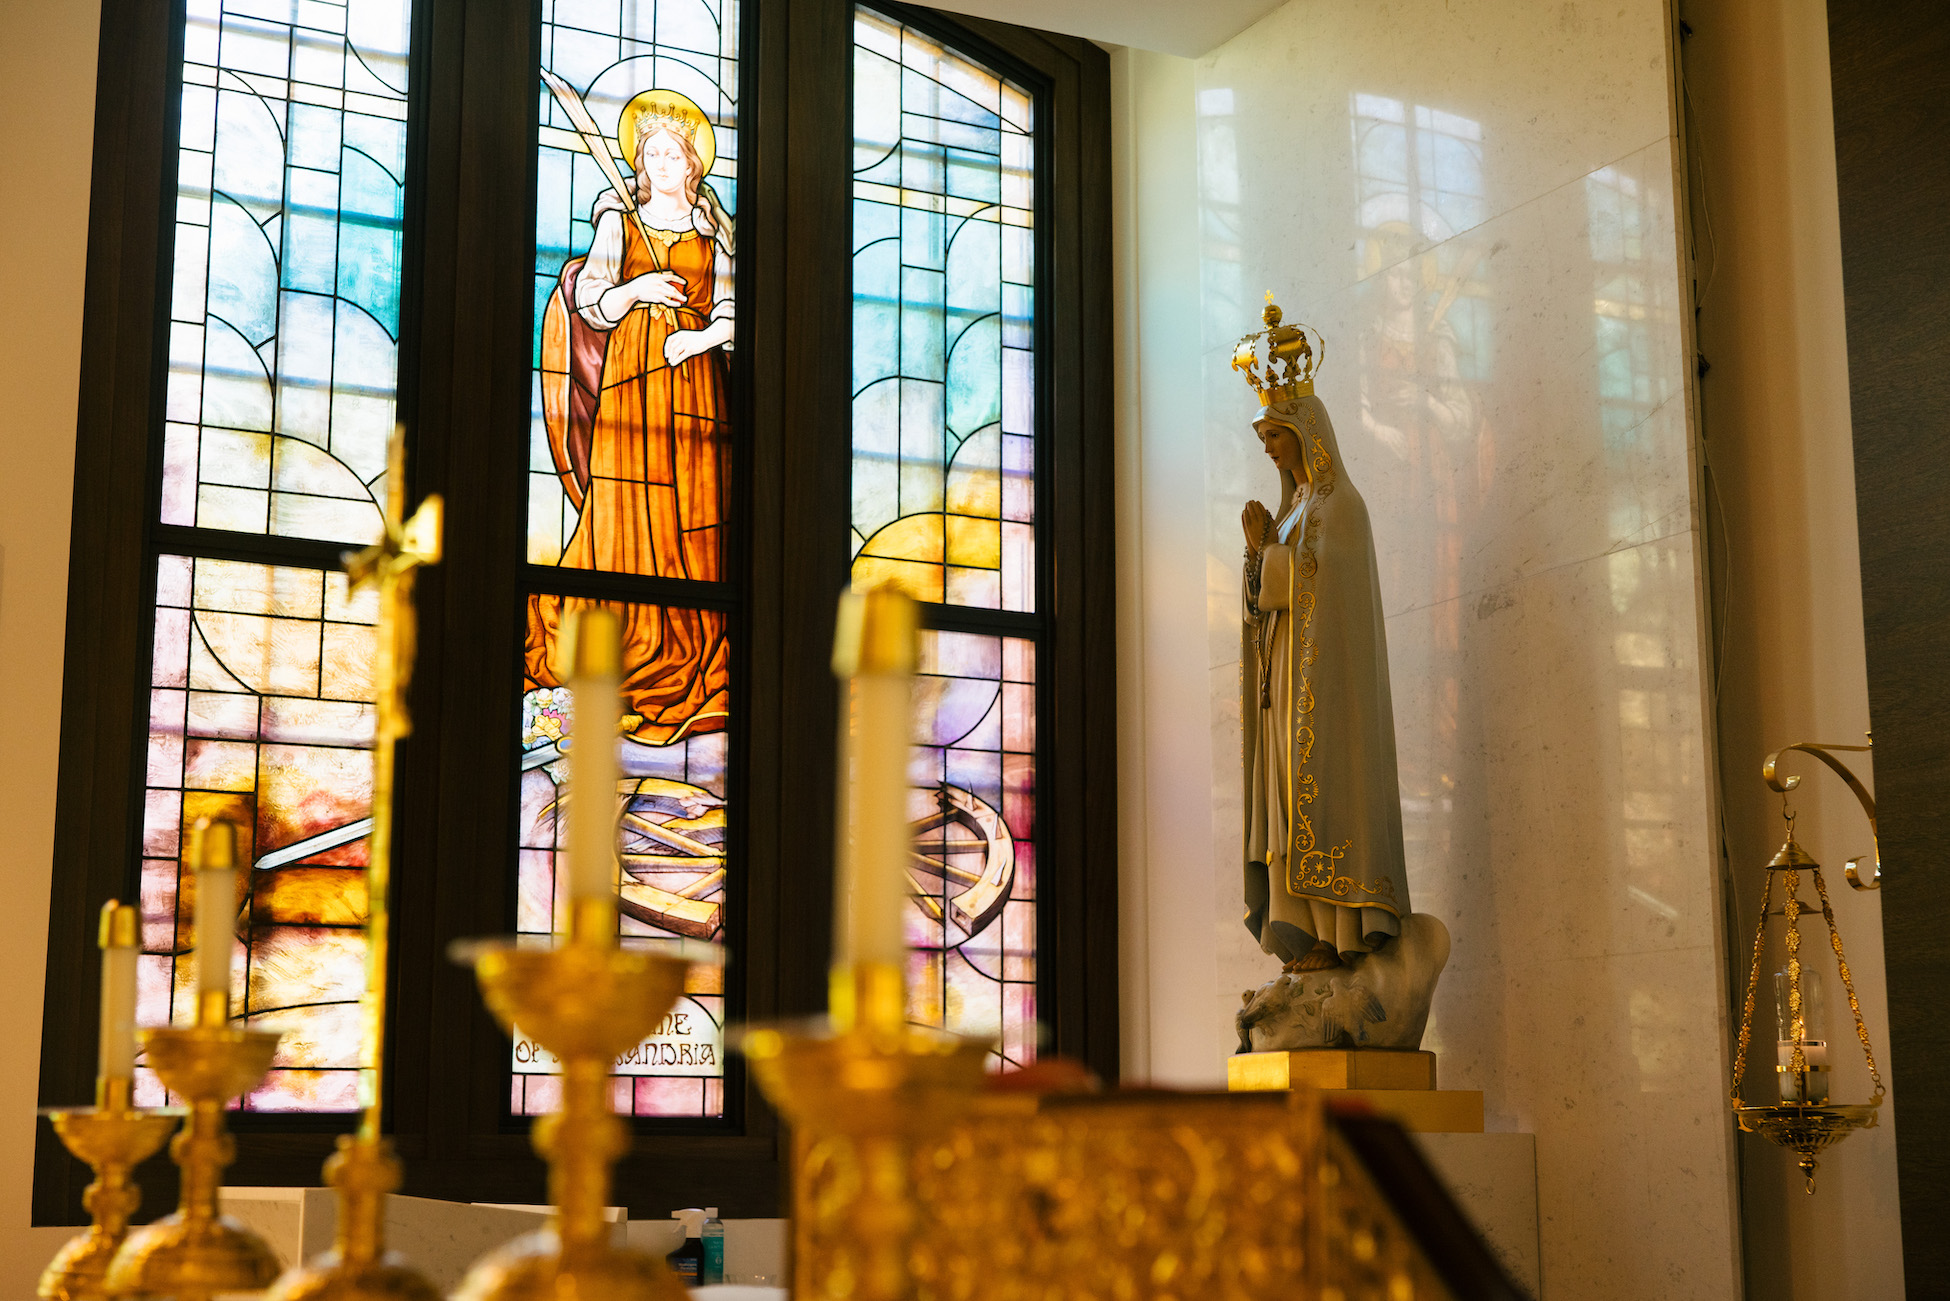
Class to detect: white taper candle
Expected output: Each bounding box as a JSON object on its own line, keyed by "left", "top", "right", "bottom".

{"left": 832, "top": 587, "right": 919, "bottom": 974}
{"left": 97, "top": 900, "right": 139, "bottom": 1084}
{"left": 566, "top": 607, "right": 623, "bottom": 930}
{"left": 191, "top": 817, "right": 237, "bottom": 1026}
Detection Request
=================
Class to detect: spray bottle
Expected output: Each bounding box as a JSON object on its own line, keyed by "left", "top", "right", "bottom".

{"left": 667, "top": 1207, "right": 708, "bottom": 1285}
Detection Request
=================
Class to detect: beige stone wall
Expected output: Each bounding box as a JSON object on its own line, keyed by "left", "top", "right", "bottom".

{"left": 0, "top": 0, "right": 111, "bottom": 1288}
{"left": 1194, "top": 5, "right": 1740, "bottom": 1292}
{"left": 1682, "top": 0, "right": 1903, "bottom": 1293}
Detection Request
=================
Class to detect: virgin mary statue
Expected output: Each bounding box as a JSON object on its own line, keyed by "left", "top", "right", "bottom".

{"left": 1236, "top": 302, "right": 1411, "bottom": 972}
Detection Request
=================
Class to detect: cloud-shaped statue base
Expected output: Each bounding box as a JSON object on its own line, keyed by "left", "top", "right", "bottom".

{"left": 1236, "top": 913, "right": 1450, "bottom": 1053}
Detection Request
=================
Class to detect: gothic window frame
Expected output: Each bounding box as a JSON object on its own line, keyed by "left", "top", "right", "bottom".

{"left": 36, "top": 0, "right": 1112, "bottom": 1222}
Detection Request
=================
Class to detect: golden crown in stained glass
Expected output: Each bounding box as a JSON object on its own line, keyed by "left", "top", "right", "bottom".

{"left": 1232, "top": 294, "right": 1323, "bottom": 406}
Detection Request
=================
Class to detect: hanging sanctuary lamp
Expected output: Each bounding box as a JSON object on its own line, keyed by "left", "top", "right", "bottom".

{"left": 1729, "top": 740, "right": 1885, "bottom": 1192}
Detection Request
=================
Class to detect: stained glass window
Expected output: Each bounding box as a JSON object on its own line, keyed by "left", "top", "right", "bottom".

{"left": 162, "top": 0, "right": 413, "bottom": 547}
{"left": 139, "top": 556, "right": 379, "bottom": 1111}
{"left": 130, "top": 0, "right": 415, "bottom": 1117}
{"left": 514, "top": 599, "right": 728, "bottom": 1118}
{"left": 907, "top": 632, "right": 1037, "bottom": 1067}
{"left": 851, "top": 9, "right": 1035, "bottom": 612}
{"left": 528, "top": 0, "right": 741, "bottom": 574}
{"left": 851, "top": 10, "right": 1041, "bottom": 1060}
{"left": 516, "top": 0, "right": 743, "bottom": 1122}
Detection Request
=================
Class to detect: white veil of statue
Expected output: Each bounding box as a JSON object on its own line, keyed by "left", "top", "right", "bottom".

{"left": 1240, "top": 389, "right": 1410, "bottom": 969}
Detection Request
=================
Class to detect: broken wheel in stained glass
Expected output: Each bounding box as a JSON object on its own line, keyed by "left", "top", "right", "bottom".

{"left": 515, "top": 597, "right": 729, "bottom": 1119}
{"left": 905, "top": 630, "right": 1037, "bottom": 1067}
{"left": 851, "top": 8, "right": 1035, "bottom": 611}
{"left": 528, "top": 0, "right": 741, "bottom": 576}
{"left": 139, "top": 555, "right": 379, "bottom": 1111}
{"left": 161, "top": 0, "right": 413, "bottom": 547}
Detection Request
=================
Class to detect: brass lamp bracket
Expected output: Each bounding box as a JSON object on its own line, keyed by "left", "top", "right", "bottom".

{"left": 1763, "top": 740, "right": 1880, "bottom": 890}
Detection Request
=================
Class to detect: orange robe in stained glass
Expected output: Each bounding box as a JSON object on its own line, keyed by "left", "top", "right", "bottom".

{"left": 529, "top": 215, "right": 731, "bottom": 745}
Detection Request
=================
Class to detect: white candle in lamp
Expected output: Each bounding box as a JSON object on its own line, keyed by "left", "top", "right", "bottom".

{"left": 97, "top": 900, "right": 139, "bottom": 1097}
{"left": 567, "top": 606, "right": 623, "bottom": 937}
{"left": 191, "top": 817, "right": 237, "bottom": 1027}
{"left": 1776, "top": 1040, "right": 1831, "bottom": 1103}
{"left": 832, "top": 587, "right": 919, "bottom": 976}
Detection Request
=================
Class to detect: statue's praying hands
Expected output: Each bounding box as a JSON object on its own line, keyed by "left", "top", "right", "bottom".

{"left": 1241, "top": 499, "right": 1273, "bottom": 554}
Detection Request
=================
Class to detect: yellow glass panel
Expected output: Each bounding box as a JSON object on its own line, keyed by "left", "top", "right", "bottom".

{"left": 945, "top": 426, "right": 1002, "bottom": 516}
{"left": 851, "top": 554, "right": 943, "bottom": 603}
{"left": 140, "top": 556, "right": 376, "bottom": 1112}
{"left": 945, "top": 514, "right": 1000, "bottom": 568}
{"left": 860, "top": 512, "right": 946, "bottom": 564}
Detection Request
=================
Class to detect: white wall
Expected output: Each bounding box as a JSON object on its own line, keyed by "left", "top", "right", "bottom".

{"left": 1682, "top": 0, "right": 1903, "bottom": 1293}
{"left": 1114, "top": 0, "right": 1746, "bottom": 1295}
{"left": 1110, "top": 47, "right": 1223, "bottom": 1086}
{"left": 0, "top": 0, "right": 116, "bottom": 1287}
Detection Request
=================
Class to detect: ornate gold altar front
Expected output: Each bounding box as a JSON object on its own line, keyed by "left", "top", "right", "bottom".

{"left": 788, "top": 1087, "right": 1479, "bottom": 1301}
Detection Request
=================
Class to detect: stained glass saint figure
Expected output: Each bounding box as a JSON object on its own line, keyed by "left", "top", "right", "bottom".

{"left": 528, "top": 87, "right": 734, "bottom": 745}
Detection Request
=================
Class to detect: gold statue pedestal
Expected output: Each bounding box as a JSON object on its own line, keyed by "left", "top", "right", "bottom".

{"left": 1228, "top": 1048, "right": 1484, "bottom": 1133}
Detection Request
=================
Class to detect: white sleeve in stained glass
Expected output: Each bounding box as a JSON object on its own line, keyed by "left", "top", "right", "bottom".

{"left": 573, "top": 210, "right": 629, "bottom": 330}
{"left": 709, "top": 230, "right": 736, "bottom": 327}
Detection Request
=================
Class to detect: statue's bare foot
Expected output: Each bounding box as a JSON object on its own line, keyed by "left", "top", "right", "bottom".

{"left": 1295, "top": 941, "right": 1343, "bottom": 971}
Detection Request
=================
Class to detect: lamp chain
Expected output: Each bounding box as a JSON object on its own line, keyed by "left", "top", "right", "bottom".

{"left": 1810, "top": 867, "right": 1887, "bottom": 1101}
{"left": 1783, "top": 865, "right": 1807, "bottom": 1076}
{"left": 1730, "top": 869, "right": 1775, "bottom": 1106}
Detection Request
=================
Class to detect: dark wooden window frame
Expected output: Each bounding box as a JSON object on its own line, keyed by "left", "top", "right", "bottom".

{"left": 36, "top": 0, "right": 1112, "bottom": 1224}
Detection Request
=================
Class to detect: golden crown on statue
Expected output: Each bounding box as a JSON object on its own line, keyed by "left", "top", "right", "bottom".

{"left": 1232, "top": 293, "right": 1323, "bottom": 405}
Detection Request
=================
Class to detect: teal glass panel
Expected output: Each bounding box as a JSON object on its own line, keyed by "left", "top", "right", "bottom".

{"left": 161, "top": 0, "right": 413, "bottom": 547}
{"left": 851, "top": 7, "right": 1035, "bottom": 612}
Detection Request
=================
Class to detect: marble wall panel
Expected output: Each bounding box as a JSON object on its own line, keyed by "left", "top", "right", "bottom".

{"left": 1181, "top": 0, "right": 1742, "bottom": 1294}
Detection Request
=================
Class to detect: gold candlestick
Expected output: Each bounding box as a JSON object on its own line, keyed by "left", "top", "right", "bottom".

{"left": 451, "top": 907, "right": 700, "bottom": 1301}
{"left": 104, "top": 1021, "right": 284, "bottom": 1299}
{"left": 37, "top": 1079, "right": 181, "bottom": 1301}
{"left": 741, "top": 966, "right": 991, "bottom": 1301}
{"left": 736, "top": 587, "right": 991, "bottom": 1301}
